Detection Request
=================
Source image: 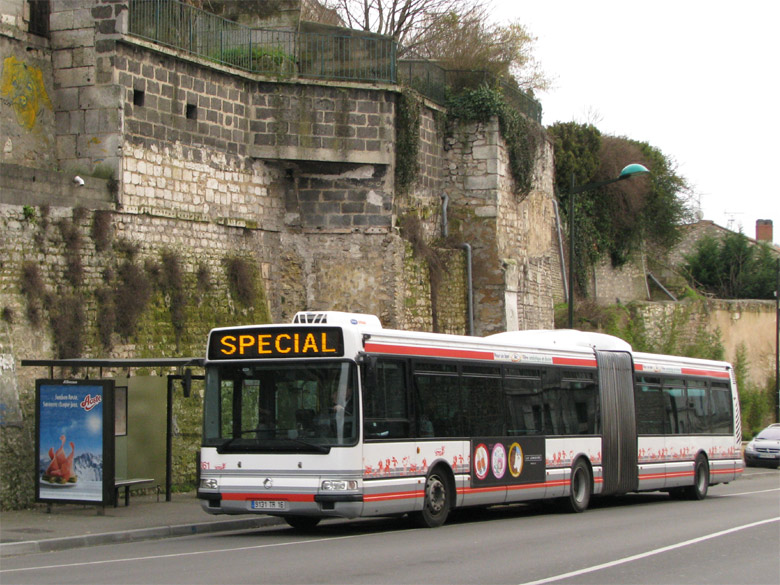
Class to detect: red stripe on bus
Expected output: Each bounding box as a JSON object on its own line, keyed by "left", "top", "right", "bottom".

{"left": 711, "top": 468, "right": 740, "bottom": 475}
{"left": 634, "top": 363, "right": 730, "bottom": 380}
{"left": 221, "top": 493, "right": 315, "bottom": 502}
{"left": 552, "top": 357, "right": 598, "bottom": 367}
{"left": 364, "top": 491, "right": 422, "bottom": 502}
{"left": 364, "top": 342, "right": 495, "bottom": 361}
{"left": 681, "top": 368, "right": 731, "bottom": 379}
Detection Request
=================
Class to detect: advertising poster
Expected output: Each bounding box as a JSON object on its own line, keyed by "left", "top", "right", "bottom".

{"left": 35, "top": 380, "right": 115, "bottom": 505}
{"left": 471, "top": 436, "right": 546, "bottom": 487}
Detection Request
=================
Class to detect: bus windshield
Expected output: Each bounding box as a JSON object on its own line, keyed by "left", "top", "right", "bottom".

{"left": 203, "top": 361, "right": 358, "bottom": 452}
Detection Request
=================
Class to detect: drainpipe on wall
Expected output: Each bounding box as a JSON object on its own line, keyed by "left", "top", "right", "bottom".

{"left": 552, "top": 199, "right": 568, "bottom": 303}
{"left": 461, "top": 243, "right": 474, "bottom": 336}
{"left": 440, "top": 192, "right": 449, "bottom": 238}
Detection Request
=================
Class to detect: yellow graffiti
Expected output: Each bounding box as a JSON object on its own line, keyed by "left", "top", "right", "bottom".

{"left": 1, "top": 56, "right": 53, "bottom": 130}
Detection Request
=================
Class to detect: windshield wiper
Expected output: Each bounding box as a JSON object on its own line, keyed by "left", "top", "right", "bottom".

{"left": 282, "top": 437, "right": 330, "bottom": 453}
{"left": 217, "top": 427, "right": 271, "bottom": 452}
{"left": 217, "top": 429, "right": 331, "bottom": 454}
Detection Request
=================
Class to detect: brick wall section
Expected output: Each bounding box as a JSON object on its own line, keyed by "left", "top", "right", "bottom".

{"left": 248, "top": 84, "right": 394, "bottom": 165}
{"left": 416, "top": 104, "right": 446, "bottom": 197}
{"left": 291, "top": 163, "right": 392, "bottom": 230}
{"left": 114, "top": 41, "right": 396, "bottom": 231}
{"left": 116, "top": 42, "right": 252, "bottom": 159}
{"left": 48, "top": 0, "right": 125, "bottom": 174}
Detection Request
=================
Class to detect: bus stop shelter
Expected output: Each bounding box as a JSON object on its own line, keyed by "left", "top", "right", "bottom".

{"left": 22, "top": 358, "right": 204, "bottom": 505}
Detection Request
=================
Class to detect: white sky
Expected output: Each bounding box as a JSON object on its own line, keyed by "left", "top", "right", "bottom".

{"left": 493, "top": 0, "right": 779, "bottom": 243}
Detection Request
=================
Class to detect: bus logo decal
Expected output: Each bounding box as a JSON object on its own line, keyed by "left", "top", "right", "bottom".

{"left": 474, "top": 444, "right": 489, "bottom": 480}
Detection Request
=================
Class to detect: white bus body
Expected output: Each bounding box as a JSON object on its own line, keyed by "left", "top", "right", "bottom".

{"left": 198, "top": 312, "right": 743, "bottom": 528}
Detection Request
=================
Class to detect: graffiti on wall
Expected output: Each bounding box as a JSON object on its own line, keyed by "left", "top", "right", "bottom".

{"left": 1, "top": 56, "right": 53, "bottom": 130}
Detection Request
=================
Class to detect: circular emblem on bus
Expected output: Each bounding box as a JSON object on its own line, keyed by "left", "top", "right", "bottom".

{"left": 263, "top": 478, "right": 273, "bottom": 489}
{"left": 491, "top": 443, "right": 507, "bottom": 479}
{"left": 474, "top": 444, "right": 489, "bottom": 480}
{"left": 508, "top": 442, "right": 523, "bottom": 478}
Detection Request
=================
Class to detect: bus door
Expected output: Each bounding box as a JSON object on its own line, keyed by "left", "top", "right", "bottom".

{"left": 596, "top": 350, "right": 638, "bottom": 495}
{"left": 362, "top": 359, "right": 420, "bottom": 515}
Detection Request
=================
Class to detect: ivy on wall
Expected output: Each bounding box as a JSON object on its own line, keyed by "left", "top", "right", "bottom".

{"left": 15, "top": 207, "right": 272, "bottom": 359}
{"left": 4, "top": 207, "right": 276, "bottom": 506}
{"left": 394, "top": 88, "right": 422, "bottom": 196}
{"left": 446, "top": 85, "right": 543, "bottom": 196}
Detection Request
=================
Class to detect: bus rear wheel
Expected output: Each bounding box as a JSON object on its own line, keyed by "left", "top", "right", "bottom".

{"left": 562, "top": 459, "right": 592, "bottom": 513}
{"left": 413, "top": 468, "right": 452, "bottom": 528}
{"left": 284, "top": 515, "right": 321, "bottom": 531}
{"left": 684, "top": 455, "right": 709, "bottom": 501}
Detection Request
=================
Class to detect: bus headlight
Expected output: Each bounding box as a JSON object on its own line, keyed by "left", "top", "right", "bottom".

{"left": 200, "top": 478, "right": 219, "bottom": 489}
{"left": 321, "top": 479, "right": 358, "bottom": 491}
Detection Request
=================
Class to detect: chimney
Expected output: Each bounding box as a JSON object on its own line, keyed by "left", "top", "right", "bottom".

{"left": 756, "top": 219, "right": 773, "bottom": 243}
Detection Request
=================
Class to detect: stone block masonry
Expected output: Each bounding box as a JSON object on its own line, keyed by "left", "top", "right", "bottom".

{"left": 248, "top": 84, "right": 395, "bottom": 166}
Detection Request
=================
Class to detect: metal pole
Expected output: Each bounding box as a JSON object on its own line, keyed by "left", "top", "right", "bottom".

{"left": 461, "top": 243, "right": 474, "bottom": 336}
{"left": 776, "top": 257, "right": 779, "bottom": 423}
{"left": 568, "top": 173, "right": 575, "bottom": 329}
{"left": 166, "top": 375, "right": 173, "bottom": 502}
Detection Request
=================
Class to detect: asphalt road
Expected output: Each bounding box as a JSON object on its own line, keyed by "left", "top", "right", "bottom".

{"left": 2, "top": 468, "right": 778, "bottom": 585}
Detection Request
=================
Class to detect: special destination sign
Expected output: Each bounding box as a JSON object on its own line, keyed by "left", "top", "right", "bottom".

{"left": 207, "top": 326, "right": 345, "bottom": 360}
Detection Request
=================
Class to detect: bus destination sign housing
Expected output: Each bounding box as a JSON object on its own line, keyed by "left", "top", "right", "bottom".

{"left": 207, "top": 326, "right": 345, "bottom": 361}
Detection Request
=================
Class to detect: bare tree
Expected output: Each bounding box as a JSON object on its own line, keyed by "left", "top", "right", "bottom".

{"left": 312, "top": 0, "right": 550, "bottom": 91}
{"left": 318, "top": 0, "right": 485, "bottom": 55}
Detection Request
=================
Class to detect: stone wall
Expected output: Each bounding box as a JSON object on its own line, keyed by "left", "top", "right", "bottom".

{"left": 444, "top": 118, "right": 560, "bottom": 335}
{"left": 0, "top": 0, "right": 559, "bottom": 508}
{"left": 1, "top": 34, "right": 56, "bottom": 167}
{"left": 590, "top": 254, "right": 650, "bottom": 304}
{"left": 47, "top": 0, "right": 125, "bottom": 175}
{"left": 631, "top": 299, "right": 776, "bottom": 388}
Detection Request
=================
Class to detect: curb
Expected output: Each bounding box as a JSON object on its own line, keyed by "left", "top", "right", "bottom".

{"left": 0, "top": 516, "right": 283, "bottom": 558}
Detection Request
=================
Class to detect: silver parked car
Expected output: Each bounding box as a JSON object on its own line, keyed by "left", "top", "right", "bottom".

{"left": 744, "top": 423, "right": 780, "bottom": 468}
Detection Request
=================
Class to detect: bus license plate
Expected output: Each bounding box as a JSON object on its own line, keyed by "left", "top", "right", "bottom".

{"left": 251, "top": 500, "right": 286, "bottom": 510}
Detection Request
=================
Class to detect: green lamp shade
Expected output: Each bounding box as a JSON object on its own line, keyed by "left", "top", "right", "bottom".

{"left": 619, "top": 163, "right": 650, "bottom": 178}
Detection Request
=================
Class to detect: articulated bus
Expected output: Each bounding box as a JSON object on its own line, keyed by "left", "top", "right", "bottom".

{"left": 197, "top": 311, "right": 743, "bottom": 529}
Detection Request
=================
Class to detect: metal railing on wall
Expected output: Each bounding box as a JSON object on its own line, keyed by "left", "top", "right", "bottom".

{"left": 128, "top": 0, "right": 396, "bottom": 83}
{"left": 128, "top": 0, "right": 540, "bottom": 122}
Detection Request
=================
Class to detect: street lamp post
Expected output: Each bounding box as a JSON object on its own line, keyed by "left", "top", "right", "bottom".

{"left": 567, "top": 163, "right": 650, "bottom": 329}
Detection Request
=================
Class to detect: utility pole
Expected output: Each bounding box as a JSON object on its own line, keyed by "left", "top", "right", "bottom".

{"left": 775, "top": 258, "right": 779, "bottom": 423}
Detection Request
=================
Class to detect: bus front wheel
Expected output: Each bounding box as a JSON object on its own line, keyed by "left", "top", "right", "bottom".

{"left": 413, "top": 468, "right": 452, "bottom": 528}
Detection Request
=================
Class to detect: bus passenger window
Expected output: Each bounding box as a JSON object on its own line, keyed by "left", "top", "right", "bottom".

{"left": 463, "top": 371, "right": 503, "bottom": 436}
{"left": 635, "top": 383, "right": 665, "bottom": 434}
{"left": 686, "top": 382, "right": 709, "bottom": 434}
{"left": 710, "top": 385, "right": 733, "bottom": 434}
{"left": 363, "top": 360, "right": 410, "bottom": 439}
{"left": 663, "top": 386, "right": 686, "bottom": 434}
{"left": 414, "top": 370, "right": 461, "bottom": 438}
{"left": 504, "top": 377, "right": 542, "bottom": 435}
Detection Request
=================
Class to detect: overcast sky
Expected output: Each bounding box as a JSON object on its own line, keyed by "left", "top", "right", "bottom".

{"left": 495, "top": 0, "right": 779, "bottom": 243}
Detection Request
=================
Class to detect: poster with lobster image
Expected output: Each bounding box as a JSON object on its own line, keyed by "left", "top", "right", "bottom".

{"left": 35, "top": 380, "right": 115, "bottom": 505}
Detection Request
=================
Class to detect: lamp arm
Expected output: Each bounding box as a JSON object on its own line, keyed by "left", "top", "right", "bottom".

{"left": 568, "top": 174, "right": 630, "bottom": 195}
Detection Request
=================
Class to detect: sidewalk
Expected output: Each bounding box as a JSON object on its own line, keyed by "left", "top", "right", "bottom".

{"left": 0, "top": 492, "right": 283, "bottom": 557}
